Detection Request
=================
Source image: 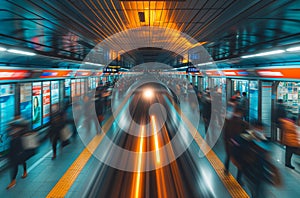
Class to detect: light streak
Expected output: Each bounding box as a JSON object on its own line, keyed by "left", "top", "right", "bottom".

{"left": 134, "top": 126, "right": 144, "bottom": 198}
{"left": 152, "top": 115, "right": 161, "bottom": 163}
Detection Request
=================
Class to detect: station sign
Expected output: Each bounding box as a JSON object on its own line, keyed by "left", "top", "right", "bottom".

{"left": 103, "top": 67, "right": 119, "bottom": 74}
{"left": 186, "top": 66, "right": 199, "bottom": 74}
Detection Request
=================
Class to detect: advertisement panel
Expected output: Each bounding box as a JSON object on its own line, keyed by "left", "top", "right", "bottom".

{"left": 32, "top": 82, "right": 42, "bottom": 129}
{"left": 20, "top": 83, "right": 32, "bottom": 121}
{"left": 76, "top": 79, "right": 81, "bottom": 96}
{"left": 51, "top": 81, "right": 59, "bottom": 113}
{"left": 65, "top": 79, "right": 71, "bottom": 97}
{"left": 81, "top": 79, "right": 85, "bottom": 94}
{"left": 0, "top": 84, "right": 15, "bottom": 152}
{"left": 43, "top": 81, "right": 51, "bottom": 124}
{"left": 71, "top": 79, "right": 76, "bottom": 98}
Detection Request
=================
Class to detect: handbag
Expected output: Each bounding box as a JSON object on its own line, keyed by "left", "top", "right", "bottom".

{"left": 60, "top": 124, "right": 72, "bottom": 141}
{"left": 21, "top": 132, "right": 39, "bottom": 150}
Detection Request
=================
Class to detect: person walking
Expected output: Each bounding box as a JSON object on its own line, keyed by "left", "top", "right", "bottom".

{"left": 6, "top": 117, "right": 29, "bottom": 189}
{"left": 49, "top": 111, "right": 66, "bottom": 160}
{"left": 223, "top": 107, "right": 249, "bottom": 183}
{"left": 275, "top": 99, "right": 287, "bottom": 142}
{"left": 239, "top": 92, "right": 249, "bottom": 121}
{"left": 280, "top": 117, "right": 300, "bottom": 169}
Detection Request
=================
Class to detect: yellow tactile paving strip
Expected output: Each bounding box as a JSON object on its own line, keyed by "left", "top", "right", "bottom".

{"left": 46, "top": 134, "right": 104, "bottom": 198}
{"left": 47, "top": 96, "right": 130, "bottom": 198}
{"left": 180, "top": 111, "right": 250, "bottom": 198}
{"left": 46, "top": 116, "right": 114, "bottom": 198}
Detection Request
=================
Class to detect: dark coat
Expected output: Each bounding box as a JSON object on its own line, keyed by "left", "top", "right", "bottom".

{"left": 223, "top": 115, "right": 249, "bottom": 155}
{"left": 276, "top": 104, "right": 287, "bottom": 124}
{"left": 49, "top": 112, "right": 65, "bottom": 141}
{"left": 8, "top": 136, "right": 24, "bottom": 165}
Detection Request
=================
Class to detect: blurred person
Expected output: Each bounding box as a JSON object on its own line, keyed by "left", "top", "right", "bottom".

{"left": 95, "top": 88, "right": 105, "bottom": 128}
{"left": 226, "top": 98, "right": 238, "bottom": 120}
{"left": 6, "top": 116, "right": 30, "bottom": 189}
{"left": 275, "top": 99, "right": 287, "bottom": 142}
{"left": 49, "top": 110, "right": 66, "bottom": 160}
{"left": 231, "top": 90, "right": 241, "bottom": 101}
{"left": 223, "top": 107, "right": 249, "bottom": 183}
{"left": 280, "top": 117, "right": 300, "bottom": 169}
{"left": 239, "top": 92, "right": 249, "bottom": 121}
{"left": 202, "top": 92, "right": 211, "bottom": 133}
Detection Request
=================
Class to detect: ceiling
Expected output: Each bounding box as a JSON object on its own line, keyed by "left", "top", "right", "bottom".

{"left": 0, "top": 0, "right": 300, "bottom": 69}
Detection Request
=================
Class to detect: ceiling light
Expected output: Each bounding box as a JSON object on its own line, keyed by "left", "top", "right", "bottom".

{"left": 241, "top": 50, "right": 285, "bottom": 58}
{"left": 0, "top": 47, "right": 7, "bottom": 51}
{"left": 286, "top": 46, "right": 300, "bottom": 52}
{"left": 196, "top": 62, "right": 214, "bottom": 66}
{"left": 7, "top": 49, "right": 36, "bottom": 56}
{"left": 143, "top": 88, "right": 154, "bottom": 99}
{"left": 83, "top": 62, "right": 104, "bottom": 67}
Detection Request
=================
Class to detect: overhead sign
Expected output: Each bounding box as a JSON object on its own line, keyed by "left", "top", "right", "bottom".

{"left": 255, "top": 68, "right": 299, "bottom": 78}
{"left": 186, "top": 66, "right": 199, "bottom": 73}
{"left": 40, "top": 70, "right": 72, "bottom": 78}
{"left": 103, "top": 67, "right": 119, "bottom": 73}
{"left": 75, "top": 70, "right": 92, "bottom": 77}
{"left": 0, "top": 69, "right": 31, "bottom": 80}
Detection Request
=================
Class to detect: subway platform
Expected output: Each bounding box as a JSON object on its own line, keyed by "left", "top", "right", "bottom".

{"left": 0, "top": 100, "right": 299, "bottom": 198}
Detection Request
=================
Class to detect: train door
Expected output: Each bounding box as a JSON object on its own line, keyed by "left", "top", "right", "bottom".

{"left": 232, "top": 79, "right": 249, "bottom": 95}
{"left": 273, "top": 81, "right": 300, "bottom": 141}
{"left": 261, "top": 81, "right": 273, "bottom": 138}
{"left": 249, "top": 80, "right": 259, "bottom": 122}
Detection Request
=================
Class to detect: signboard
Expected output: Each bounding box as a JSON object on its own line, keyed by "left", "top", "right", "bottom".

{"left": 43, "top": 81, "right": 51, "bottom": 124}
{"left": 51, "top": 81, "right": 59, "bottom": 113}
{"left": 20, "top": 83, "right": 32, "bottom": 121}
{"left": 40, "top": 70, "right": 72, "bottom": 78}
{"left": 186, "top": 66, "right": 199, "bottom": 73}
{"left": 103, "top": 67, "right": 119, "bottom": 74}
{"left": 256, "top": 68, "right": 300, "bottom": 79}
{"left": 32, "top": 82, "right": 42, "bottom": 129}
{"left": 65, "top": 79, "right": 71, "bottom": 97}
{"left": 0, "top": 69, "right": 30, "bottom": 80}
{"left": 71, "top": 79, "right": 76, "bottom": 98}
{"left": 76, "top": 79, "right": 81, "bottom": 96}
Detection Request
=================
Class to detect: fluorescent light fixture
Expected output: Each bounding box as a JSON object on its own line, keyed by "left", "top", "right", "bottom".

{"left": 0, "top": 47, "right": 7, "bottom": 51}
{"left": 286, "top": 46, "right": 300, "bottom": 52}
{"left": 7, "top": 49, "right": 36, "bottom": 56}
{"left": 83, "top": 62, "right": 104, "bottom": 67}
{"left": 241, "top": 50, "right": 285, "bottom": 58}
{"left": 196, "top": 62, "right": 214, "bottom": 66}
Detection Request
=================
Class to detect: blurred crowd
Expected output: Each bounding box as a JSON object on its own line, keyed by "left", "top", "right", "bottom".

{"left": 4, "top": 75, "right": 300, "bottom": 196}
{"left": 5, "top": 79, "right": 116, "bottom": 190}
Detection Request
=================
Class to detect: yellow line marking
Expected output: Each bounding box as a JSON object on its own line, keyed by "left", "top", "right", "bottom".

{"left": 179, "top": 110, "right": 249, "bottom": 198}
{"left": 46, "top": 116, "right": 114, "bottom": 198}
{"left": 47, "top": 95, "right": 131, "bottom": 197}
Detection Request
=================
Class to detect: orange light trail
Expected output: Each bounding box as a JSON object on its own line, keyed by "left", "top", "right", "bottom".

{"left": 151, "top": 115, "right": 161, "bottom": 163}
{"left": 133, "top": 126, "right": 144, "bottom": 198}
